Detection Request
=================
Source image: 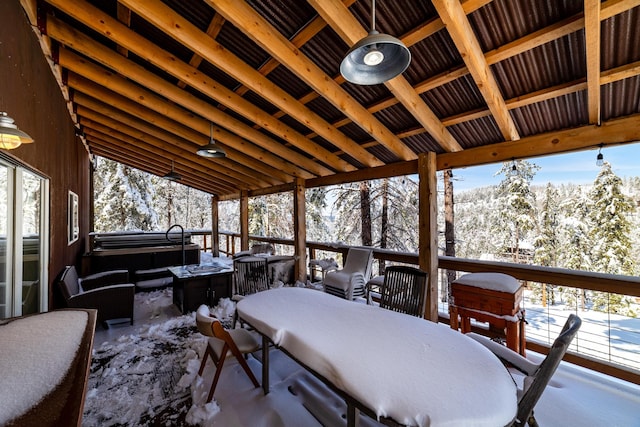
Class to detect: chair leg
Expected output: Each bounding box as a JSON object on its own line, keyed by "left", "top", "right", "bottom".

{"left": 207, "top": 345, "right": 229, "bottom": 403}
{"left": 229, "top": 343, "right": 260, "bottom": 388}
{"left": 198, "top": 345, "right": 213, "bottom": 376}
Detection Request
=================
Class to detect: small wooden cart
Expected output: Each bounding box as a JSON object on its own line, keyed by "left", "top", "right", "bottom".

{"left": 450, "top": 272, "right": 526, "bottom": 356}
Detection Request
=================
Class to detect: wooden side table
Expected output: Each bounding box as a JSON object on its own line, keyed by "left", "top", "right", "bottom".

{"left": 450, "top": 273, "right": 526, "bottom": 356}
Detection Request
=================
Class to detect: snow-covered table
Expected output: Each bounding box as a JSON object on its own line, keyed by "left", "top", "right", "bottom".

{"left": 236, "top": 287, "right": 517, "bottom": 427}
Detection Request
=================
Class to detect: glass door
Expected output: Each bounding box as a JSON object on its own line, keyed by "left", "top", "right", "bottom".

{"left": 0, "top": 164, "right": 10, "bottom": 318}
{"left": 0, "top": 160, "right": 49, "bottom": 319}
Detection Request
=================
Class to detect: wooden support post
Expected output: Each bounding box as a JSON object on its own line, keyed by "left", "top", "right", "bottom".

{"left": 293, "top": 177, "right": 307, "bottom": 283}
{"left": 418, "top": 152, "right": 439, "bottom": 322}
{"left": 211, "top": 195, "right": 220, "bottom": 257}
{"left": 240, "top": 190, "right": 249, "bottom": 251}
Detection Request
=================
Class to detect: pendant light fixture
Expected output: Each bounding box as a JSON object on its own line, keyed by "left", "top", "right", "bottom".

{"left": 163, "top": 160, "right": 182, "bottom": 181}
{"left": 0, "top": 112, "right": 34, "bottom": 150}
{"left": 340, "top": 0, "right": 411, "bottom": 85}
{"left": 596, "top": 144, "right": 604, "bottom": 166}
{"left": 197, "top": 122, "right": 226, "bottom": 158}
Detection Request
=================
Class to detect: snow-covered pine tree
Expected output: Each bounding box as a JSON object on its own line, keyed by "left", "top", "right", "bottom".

{"left": 559, "top": 185, "right": 592, "bottom": 309}
{"left": 306, "top": 187, "right": 331, "bottom": 243}
{"left": 493, "top": 160, "right": 539, "bottom": 263}
{"left": 587, "top": 161, "right": 636, "bottom": 315}
{"left": 94, "top": 158, "right": 159, "bottom": 232}
{"left": 533, "top": 183, "right": 560, "bottom": 306}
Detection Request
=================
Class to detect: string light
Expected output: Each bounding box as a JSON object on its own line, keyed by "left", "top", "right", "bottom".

{"left": 596, "top": 144, "right": 604, "bottom": 167}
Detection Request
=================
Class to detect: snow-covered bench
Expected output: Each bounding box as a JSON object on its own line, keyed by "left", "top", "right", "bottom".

{"left": 0, "top": 309, "right": 96, "bottom": 426}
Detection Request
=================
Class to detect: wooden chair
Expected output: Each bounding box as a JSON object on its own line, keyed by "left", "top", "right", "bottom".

{"left": 378, "top": 265, "right": 427, "bottom": 317}
{"left": 468, "top": 314, "right": 582, "bottom": 427}
{"left": 195, "top": 305, "right": 260, "bottom": 403}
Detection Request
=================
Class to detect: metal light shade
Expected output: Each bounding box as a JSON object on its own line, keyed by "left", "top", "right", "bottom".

{"left": 340, "top": 30, "right": 411, "bottom": 85}
{"left": 163, "top": 161, "right": 182, "bottom": 181}
{"left": 197, "top": 122, "right": 227, "bottom": 158}
{"left": 163, "top": 170, "right": 182, "bottom": 181}
{"left": 196, "top": 142, "right": 226, "bottom": 158}
{"left": 0, "top": 112, "right": 34, "bottom": 150}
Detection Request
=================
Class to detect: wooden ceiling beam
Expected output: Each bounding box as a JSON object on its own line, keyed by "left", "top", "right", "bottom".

{"left": 343, "top": 0, "right": 637, "bottom": 136}
{"left": 231, "top": 0, "right": 356, "bottom": 102}
{"left": 177, "top": 13, "right": 225, "bottom": 89}
{"left": 304, "top": 113, "right": 640, "bottom": 192}
{"left": 601, "top": 60, "right": 640, "bottom": 84}
{"left": 208, "top": 0, "right": 419, "bottom": 161}
{"left": 73, "top": 96, "right": 273, "bottom": 188}
{"left": 45, "top": 12, "right": 331, "bottom": 178}
{"left": 67, "top": 72, "right": 284, "bottom": 185}
{"left": 584, "top": 0, "right": 602, "bottom": 125}
{"left": 400, "top": 0, "right": 493, "bottom": 48}
{"left": 68, "top": 0, "right": 360, "bottom": 172}
{"left": 78, "top": 113, "right": 247, "bottom": 192}
{"left": 438, "top": 114, "right": 640, "bottom": 170}
{"left": 115, "top": 3, "right": 131, "bottom": 57}
{"left": 59, "top": 55, "right": 308, "bottom": 181}
{"left": 87, "top": 134, "right": 235, "bottom": 195}
{"left": 305, "top": 0, "right": 462, "bottom": 154}
{"left": 86, "top": 132, "right": 228, "bottom": 193}
{"left": 432, "top": 0, "right": 519, "bottom": 142}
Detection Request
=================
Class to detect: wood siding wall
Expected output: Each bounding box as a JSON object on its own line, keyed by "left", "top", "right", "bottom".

{"left": 1, "top": 0, "right": 90, "bottom": 309}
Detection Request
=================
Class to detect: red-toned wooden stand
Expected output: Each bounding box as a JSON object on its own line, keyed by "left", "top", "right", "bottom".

{"left": 450, "top": 277, "right": 526, "bottom": 356}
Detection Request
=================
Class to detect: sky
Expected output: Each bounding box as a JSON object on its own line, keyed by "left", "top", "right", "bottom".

{"left": 449, "top": 142, "right": 640, "bottom": 192}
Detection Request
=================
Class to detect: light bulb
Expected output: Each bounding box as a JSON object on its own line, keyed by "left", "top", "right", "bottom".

{"left": 364, "top": 48, "right": 384, "bottom": 66}
{"left": 0, "top": 133, "right": 22, "bottom": 149}
{"left": 596, "top": 153, "right": 604, "bottom": 166}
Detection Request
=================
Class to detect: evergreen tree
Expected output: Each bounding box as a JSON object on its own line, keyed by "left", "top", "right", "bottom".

{"left": 333, "top": 182, "right": 365, "bottom": 245}
{"left": 249, "top": 193, "right": 293, "bottom": 240}
{"left": 369, "top": 176, "right": 419, "bottom": 253}
{"left": 94, "top": 159, "right": 159, "bottom": 232}
{"left": 493, "top": 160, "right": 539, "bottom": 263}
{"left": 305, "top": 187, "right": 331, "bottom": 243}
{"left": 559, "top": 186, "right": 592, "bottom": 309}
{"left": 587, "top": 162, "right": 636, "bottom": 315}
{"left": 533, "top": 183, "right": 560, "bottom": 305}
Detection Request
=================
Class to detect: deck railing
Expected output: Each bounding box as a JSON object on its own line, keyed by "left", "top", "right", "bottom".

{"left": 210, "top": 230, "right": 639, "bottom": 384}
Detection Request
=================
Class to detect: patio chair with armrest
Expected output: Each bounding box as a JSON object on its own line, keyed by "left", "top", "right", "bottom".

{"left": 232, "top": 243, "right": 275, "bottom": 259}
{"left": 195, "top": 305, "right": 261, "bottom": 403}
{"left": 468, "top": 314, "right": 582, "bottom": 427}
{"left": 58, "top": 265, "right": 135, "bottom": 326}
{"left": 378, "top": 265, "right": 427, "bottom": 317}
{"left": 323, "top": 247, "right": 373, "bottom": 300}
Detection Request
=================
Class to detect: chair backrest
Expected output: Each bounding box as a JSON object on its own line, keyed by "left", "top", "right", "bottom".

{"left": 195, "top": 304, "right": 240, "bottom": 353}
{"left": 515, "top": 314, "right": 582, "bottom": 426}
{"left": 196, "top": 304, "right": 216, "bottom": 337}
{"left": 379, "top": 265, "right": 427, "bottom": 317}
{"left": 58, "top": 266, "right": 80, "bottom": 301}
{"left": 250, "top": 243, "right": 274, "bottom": 256}
{"left": 342, "top": 248, "right": 373, "bottom": 279}
{"left": 234, "top": 256, "right": 270, "bottom": 296}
